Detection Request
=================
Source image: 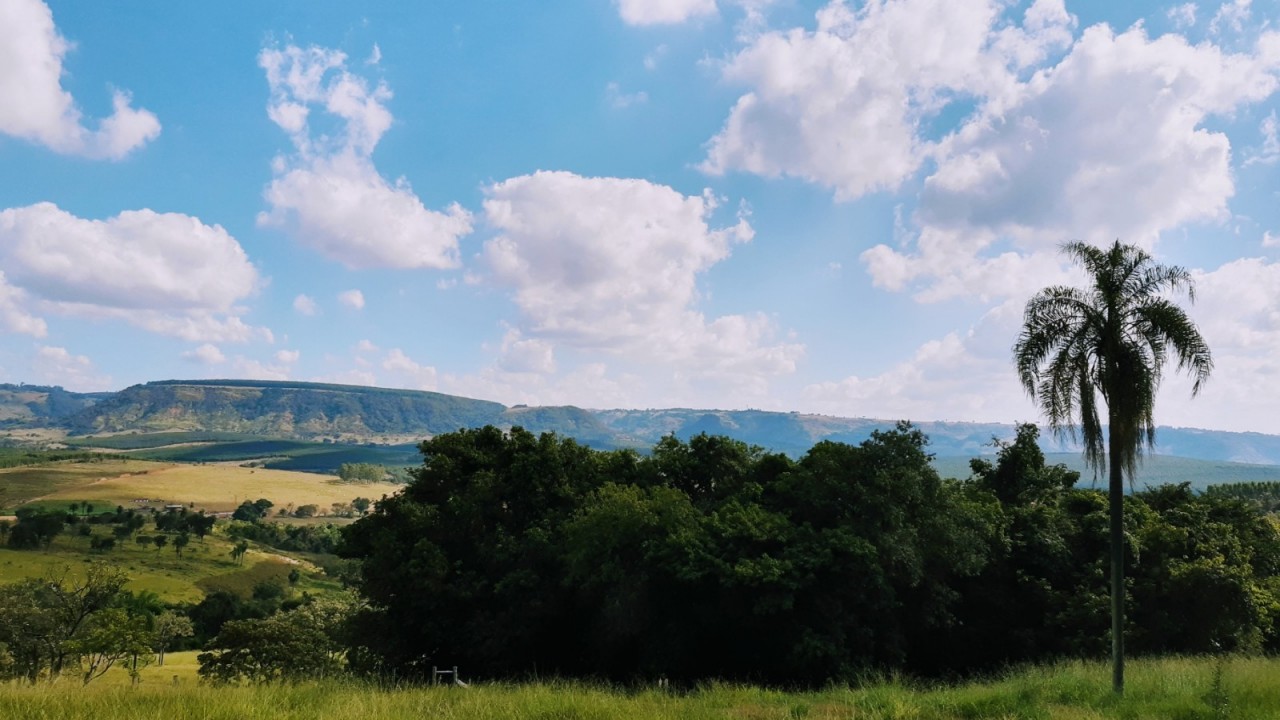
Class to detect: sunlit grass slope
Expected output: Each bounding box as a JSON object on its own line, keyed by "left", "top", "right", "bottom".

{"left": 24, "top": 460, "right": 400, "bottom": 513}
{"left": 2, "top": 655, "right": 1277, "bottom": 720}
{"left": 0, "top": 530, "right": 330, "bottom": 603}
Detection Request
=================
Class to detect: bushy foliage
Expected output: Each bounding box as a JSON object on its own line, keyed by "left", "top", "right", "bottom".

{"left": 339, "top": 424, "right": 1280, "bottom": 686}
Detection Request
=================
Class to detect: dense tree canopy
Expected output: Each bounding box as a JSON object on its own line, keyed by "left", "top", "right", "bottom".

{"left": 339, "top": 424, "right": 1280, "bottom": 686}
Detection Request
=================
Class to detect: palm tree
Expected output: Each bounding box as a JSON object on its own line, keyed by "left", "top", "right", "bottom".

{"left": 1014, "top": 240, "right": 1212, "bottom": 694}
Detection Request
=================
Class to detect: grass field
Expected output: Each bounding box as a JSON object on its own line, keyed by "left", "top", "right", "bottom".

{"left": 4, "top": 459, "right": 400, "bottom": 514}
{"left": 0, "top": 655, "right": 1276, "bottom": 719}
{"left": 0, "top": 458, "right": 154, "bottom": 510}
{"left": 0, "top": 528, "right": 332, "bottom": 603}
{"left": 62, "top": 431, "right": 424, "bottom": 475}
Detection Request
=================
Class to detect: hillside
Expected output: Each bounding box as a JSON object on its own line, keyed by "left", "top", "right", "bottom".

{"left": 7, "top": 379, "right": 1280, "bottom": 469}
{"left": 0, "top": 383, "right": 112, "bottom": 428}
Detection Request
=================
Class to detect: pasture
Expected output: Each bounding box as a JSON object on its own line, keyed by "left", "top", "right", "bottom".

{"left": 1, "top": 655, "right": 1278, "bottom": 719}
{"left": 0, "top": 530, "right": 326, "bottom": 603}
{"left": 4, "top": 459, "right": 400, "bottom": 514}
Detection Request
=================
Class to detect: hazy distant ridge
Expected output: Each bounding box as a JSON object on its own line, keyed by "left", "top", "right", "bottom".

{"left": 6, "top": 380, "right": 1280, "bottom": 466}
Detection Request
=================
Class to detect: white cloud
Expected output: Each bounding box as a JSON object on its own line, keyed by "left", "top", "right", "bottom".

{"left": 182, "top": 344, "right": 226, "bottom": 365}
{"left": 864, "top": 23, "right": 1280, "bottom": 301}
{"left": 616, "top": 0, "right": 717, "bottom": 26}
{"left": 802, "top": 299, "right": 1035, "bottom": 423}
{"left": 701, "top": 0, "right": 1075, "bottom": 200}
{"left": 481, "top": 171, "right": 802, "bottom": 391}
{"left": 355, "top": 339, "right": 378, "bottom": 353}
{"left": 1168, "top": 3, "right": 1198, "bottom": 28}
{"left": 1152, "top": 257, "right": 1280, "bottom": 434}
{"left": 802, "top": 257, "right": 1280, "bottom": 436}
{"left": 257, "top": 44, "right": 472, "bottom": 269}
{"left": 1210, "top": 0, "right": 1250, "bottom": 36}
{"left": 0, "top": 271, "right": 47, "bottom": 337}
{"left": 293, "top": 294, "right": 318, "bottom": 316}
{"left": 1264, "top": 231, "right": 1280, "bottom": 247}
{"left": 34, "top": 346, "right": 110, "bottom": 391}
{"left": 497, "top": 329, "right": 556, "bottom": 375}
{"left": 0, "top": 0, "right": 159, "bottom": 159}
{"left": 643, "top": 44, "right": 668, "bottom": 70}
{"left": 605, "top": 82, "right": 648, "bottom": 109}
{"left": 0, "top": 203, "right": 267, "bottom": 342}
{"left": 231, "top": 356, "right": 291, "bottom": 381}
{"left": 1246, "top": 110, "right": 1280, "bottom": 166}
{"left": 274, "top": 349, "right": 300, "bottom": 364}
{"left": 440, "top": 362, "right": 641, "bottom": 410}
{"left": 382, "top": 348, "right": 437, "bottom": 390}
{"left": 338, "top": 289, "right": 365, "bottom": 310}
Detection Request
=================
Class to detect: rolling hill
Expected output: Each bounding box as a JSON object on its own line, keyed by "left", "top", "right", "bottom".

{"left": 4, "top": 379, "right": 1280, "bottom": 473}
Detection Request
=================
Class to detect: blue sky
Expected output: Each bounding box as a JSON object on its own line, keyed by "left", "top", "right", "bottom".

{"left": 2, "top": 0, "right": 1280, "bottom": 434}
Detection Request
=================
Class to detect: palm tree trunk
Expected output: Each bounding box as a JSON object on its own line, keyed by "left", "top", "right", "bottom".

{"left": 1108, "top": 423, "right": 1125, "bottom": 695}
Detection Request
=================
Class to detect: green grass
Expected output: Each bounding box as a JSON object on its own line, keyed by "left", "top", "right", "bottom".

{"left": 0, "top": 529, "right": 336, "bottom": 603}
{"left": 63, "top": 432, "right": 268, "bottom": 450}
{"left": 1, "top": 655, "right": 1278, "bottom": 719}
{"left": 0, "top": 458, "right": 155, "bottom": 511}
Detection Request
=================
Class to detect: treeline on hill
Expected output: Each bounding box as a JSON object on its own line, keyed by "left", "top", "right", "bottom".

{"left": 339, "top": 424, "right": 1280, "bottom": 686}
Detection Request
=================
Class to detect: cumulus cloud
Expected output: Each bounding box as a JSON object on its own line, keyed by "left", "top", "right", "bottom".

{"left": 274, "top": 349, "right": 300, "bottom": 364}
{"left": 182, "top": 344, "right": 226, "bottom": 365}
{"left": 481, "top": 171, "right": 802, "bottom": 391}
{"left": 0, "top": 203, "right": 266, "bottom": 342}
{"left": 231, "top": 356, "right": 291, "bottom": 381}
{"left": 382, "top": 348, "right": 437, "bottom": 390}
{"left": 257, "top": 44, "right": 471, "bottom": 269}
{"left": 1210, "top": 0, "right": 1251, "bottom": 36}
{"left": 292, "top": 294, "right": 318, "bottom": 316}
{"left": 863, "top": 23, "right": 1280, "bottom": 301}
{"left": 802, "top": 256, "right": 1280, "bottom": 436}
{"left": 0, "top": 0, "right": 160, "bottom": 159}
{"left": 701, "top": 0, "right": 1075, "bottom": 200}
{"left": 616, "top": 0, "right": 717, "bottom": 26}
{"left": 605, "top": 82, "right": 648, "bottom": 109}
{"left": 1167, "top": 3, "right": 1198, "bottom": 28}
{"left": 1246, "top": 110, "right": 1280, "bottom": 166}
{"left": 1145, "top": 257, "right": 1280, "bottom": 434}
{"left": 497, "top": 329, "right": 556, "bottom": 375}
{"left": 338, "top": 289, "right": 365, "bottom": 310}
{"left": 34, "top": 346, "right": 110, "bottom": 391}
{"left": 802, "top": 300, "right": 1031, "bottom": 422}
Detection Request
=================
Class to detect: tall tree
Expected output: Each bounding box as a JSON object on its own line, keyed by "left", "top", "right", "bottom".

{"left": 1013, "top": 240, "right": 1212, "bottom": 693}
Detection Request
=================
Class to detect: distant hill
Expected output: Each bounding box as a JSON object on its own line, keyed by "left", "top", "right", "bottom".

{"left": 931, "top": 453, "right": 1280, "bottom": 490}
{"left": 59, "top": 379, "right": 609, "bottom": 445}
{"left": 589, "top": 409, "right": 1280, "bottom": 466}
{"left": 0, "top": 384, "right": 112, "bottom": 428}
{"left": 6, "top": 379, "right": 1280, "bottom": 471}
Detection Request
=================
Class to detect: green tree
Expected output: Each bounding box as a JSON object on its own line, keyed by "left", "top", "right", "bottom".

{"left": 152, "top": 535, "right": 168, "bottom": 552}
{"left": 174, "top": 532, "right": 191, "bottom": 557}
{"left": 231, "top": 540, "right": 249, "bottom": 564}
{"left": 64, "top": 607, "right": 153, "bottom": 685}
{"left": 151, "top": 611, "right": 194, "bottom": 667}
{"left": 1013, "top": 240, "right": 1213, "bottom": 693}
{"left": 197, "top": 608, "right": 343, "bottom": 684}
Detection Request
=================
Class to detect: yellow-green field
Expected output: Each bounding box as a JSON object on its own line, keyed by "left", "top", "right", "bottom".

{"left": 3, "top": 459, "right": 400, "bottom": 513}
{"left": 1, "top": 655, "right": 1277, "bottom": 719}
{"left": 0, "top": 527, "right": 333, "bottom": 603}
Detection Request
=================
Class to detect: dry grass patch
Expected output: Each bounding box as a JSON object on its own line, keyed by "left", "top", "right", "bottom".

{"left": 36, "top": 461, "right": 400, "bottom": 513}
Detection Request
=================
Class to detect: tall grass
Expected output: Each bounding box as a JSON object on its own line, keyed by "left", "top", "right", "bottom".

{"left": 2, "top": 655, "right": 1277, "bottom": 719}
